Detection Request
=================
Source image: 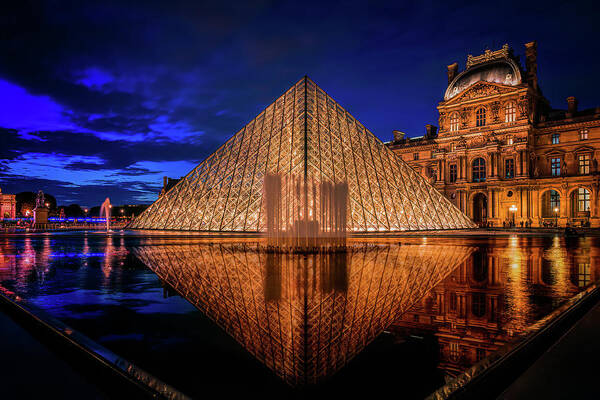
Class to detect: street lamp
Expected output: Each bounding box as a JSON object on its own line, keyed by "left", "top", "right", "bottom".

{"left": 509, "top": 205, "right": 517, "bottom": 227}
{"left": 554, "top": 207, "right": 559, "bottom": 227}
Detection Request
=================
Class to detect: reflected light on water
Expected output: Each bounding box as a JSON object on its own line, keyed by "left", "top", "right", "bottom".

{"left": 132, "top": 241, "right": 473, "bottom": 385}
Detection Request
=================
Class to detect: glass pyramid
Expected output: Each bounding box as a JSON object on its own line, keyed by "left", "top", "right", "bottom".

{"left": 132, "top": 240, "right": 474, "bottom": 385}
{"left": 129, "top": 77, "right": 474, "bottom": 232}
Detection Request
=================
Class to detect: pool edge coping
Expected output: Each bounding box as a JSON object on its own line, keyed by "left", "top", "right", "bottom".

{"left": 0, "top": 284, "right": 192, "bottom": 400}
{"left": 426, "top": 281, "right": 600, "bottom": 400}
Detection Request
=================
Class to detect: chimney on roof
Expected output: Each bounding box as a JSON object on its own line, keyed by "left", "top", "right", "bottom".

{"left": 393, "top": 130, "right": 405, "bottom": 142}
{"left": 425, "top": 124, "right": 438, "bottom": 139}
{"left": 566, "top": 96, "right": 578, "bottom": 117}
{"left": 524, "top": 41, "right": 538, "bottom": 91}
{"left": 447, "top": 63, "right": 458, "bottom": 84}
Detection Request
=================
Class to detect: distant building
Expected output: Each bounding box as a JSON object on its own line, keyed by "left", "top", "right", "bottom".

{"left": 387, "top": 42, "right": 600, "bottom": 227}
{"left": 0, "top": 188, "right": 16, "bottom": 219}
{"left": 159, "top": 176, "right": 182, "bottom": 197}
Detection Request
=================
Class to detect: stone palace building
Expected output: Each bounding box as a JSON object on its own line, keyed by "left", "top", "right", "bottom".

{"left": 0, "top": 187, "right": 16, "bottom": 219}
{"left": 387, "top": 42, "right": 600, "bottom": 227}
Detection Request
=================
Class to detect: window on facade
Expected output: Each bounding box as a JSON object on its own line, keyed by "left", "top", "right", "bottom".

{"left": 577, "top": 188, "right": 591, "bottom": 212}
{"left": 550, "top": 190, "right": 560, "bottom": 211}
{"left": 449, "top": 292, "right": 457, "bottom": 311}
{"left": 552, "top": 133, "right": 560, "bottom": 144}
{"left": 472, "top": 158, "right": 486, "bottom": 182}
{"left": 505, "top": 158, "right": 515, "bottom": 179}
{"left": 580, "top": 128, "right": 589, "bottom": 140}
{"left": 472, "top": 293, "right": 486, "bottom": 318}
{"left": 476, "top": 348, "right": 486, "bottom": 362}
{"left": 507, "top": 137, "right": 513, "bottom": 145}
{"left": 579, "top": 154, "right": 591, "bottom": 175}
{"left": 450, "top": 112, "right": 460, "bottom": 132}
{"left": 551, "top": 158, "right": 561, "bottom": 176}
{"left": 449, "top": 164, "right": 458, "bottom": 183}
{"left": 578, "top": 263, "right": 591, "bottom": 287}
{"left": 505, "top": 102, "right": 516, "bottom": 123}
{"left": 476, "top": 108, "right": 486, "bottom": 127}
{"left": 413, "top": 153, "right": 419, "bottom": 160}
{"left": 449, "top": 342, "right": 460, "bottom": 361}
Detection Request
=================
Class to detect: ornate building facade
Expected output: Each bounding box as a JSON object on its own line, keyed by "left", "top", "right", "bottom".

{"left": 387, "top": 42, "right": 600, "bottom": 227}
{"left": 0, "top": 187, "right": 16, "bottom": 219}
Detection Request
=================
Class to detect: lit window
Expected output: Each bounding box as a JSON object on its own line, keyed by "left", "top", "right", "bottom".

{"left": 450, "top": 112, "right": 460, "bottom": 132}
{"left": 505, "top": 102, "right": 516, "bottom": 123}
{"left": 507, "top": 137, "right": 514, "bottom": 145}
{"left": 551, "top": 158, "right": 561, "bottom": 176}
{"left": 577, "top": 188, "right": 590, "bottom": 212}
{"left": 550, "top": 190, "right": 560, "bottom": 211}
{"left": 450, "top": 342, "right": 460, "bottom": 361}
{"left": 578, "top": 263, "right": 591, "bottom": 287}
{"left": 552, "top": 133, "right": 560, "bottom": 144}
{"left": 579, "top": 154, "right": 591, "bottom": 175}
{"left": 580, "top": 128, "right": 589, "bottom": 140}
{"left": 449, "top": 164, "right": 458, "bottom": 183}
{"left": 505, "top": 158, "right": 515, "bottom": 179}
{"left": 472, "top": 158, "right": 486, "bottom": 182}
{"left": 413, "top": 153, "right": 419, "bottom": 160}
{"left": 476, "top": 108, "right": 486, "bottom": 127}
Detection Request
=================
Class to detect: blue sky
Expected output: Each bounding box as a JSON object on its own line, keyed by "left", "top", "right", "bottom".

{"left": 1, "top": 0, "right": 599, "bottom": 207}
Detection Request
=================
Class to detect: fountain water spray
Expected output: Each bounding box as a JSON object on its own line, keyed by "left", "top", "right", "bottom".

{"left": 99, "top": 197, "right": 112, "bottom": 232}
{"left": 264, "top": 173, "right": 348, "bottom": 252}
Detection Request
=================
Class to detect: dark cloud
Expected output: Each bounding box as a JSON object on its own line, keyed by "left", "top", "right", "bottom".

{"left": 1, "top": 0, "right": 599, "bottom": 206}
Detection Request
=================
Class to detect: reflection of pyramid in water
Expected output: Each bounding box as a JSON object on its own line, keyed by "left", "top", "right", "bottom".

{"left": 132, "top": 242, "right": 474, "bottom": 385}
{"left": 129, "top": 77, "right": 474, "bottom": 232}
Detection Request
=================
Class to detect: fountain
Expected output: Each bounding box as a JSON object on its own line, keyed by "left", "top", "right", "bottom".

{"left": 263, "top": 173, "right": 348, "bottom": 252}
{"left": 99, "top": 197, "right": 112, "bottom": 232}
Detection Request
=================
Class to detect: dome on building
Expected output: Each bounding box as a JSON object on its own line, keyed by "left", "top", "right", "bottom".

{"left": 444, "top": 58, "right": 522, "bottom": 101}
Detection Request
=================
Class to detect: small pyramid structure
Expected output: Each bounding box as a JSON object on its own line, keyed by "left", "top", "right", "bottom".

{"left": 129, "top": 77, "right": 474, "bottom": 232}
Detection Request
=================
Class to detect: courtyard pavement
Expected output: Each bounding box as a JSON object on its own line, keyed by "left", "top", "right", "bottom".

{"left": 0, "top": 310, "right": 108, "bottom": 399}
{"left": 498, "top": 300, "right": 600, "bottom": 399}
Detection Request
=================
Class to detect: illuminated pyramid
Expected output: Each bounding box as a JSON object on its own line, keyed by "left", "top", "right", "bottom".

{"left": 129, "top": 77, "right": 474, "bottom": 232}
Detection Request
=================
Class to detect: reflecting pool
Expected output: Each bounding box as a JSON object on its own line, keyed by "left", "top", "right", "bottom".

{"left": 0, "top": 232, "right": 597, "bottom": 399}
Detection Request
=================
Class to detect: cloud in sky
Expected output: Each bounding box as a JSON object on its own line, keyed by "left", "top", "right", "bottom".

{"left": 0, "top": 0, "right": 598, "bottom": 206}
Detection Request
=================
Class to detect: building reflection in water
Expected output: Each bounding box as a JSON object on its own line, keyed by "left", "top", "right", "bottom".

{"left": 392, "top": 236, "right": 600, "bottom": 379}
{"left": 132, "top": 241, "right": 473, "bottom": 386}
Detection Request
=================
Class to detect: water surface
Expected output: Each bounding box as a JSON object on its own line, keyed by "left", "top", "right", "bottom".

{"left": 0, "top": 232, "right": 596, "bottom": 398}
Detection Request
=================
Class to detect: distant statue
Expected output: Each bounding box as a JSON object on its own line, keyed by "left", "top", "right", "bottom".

{"left": 562, "top": 160, "right": 568, "bottom": 176}
{"left": 35, "top": 190, "right": 45, "bottom": 208}
{"left": 593, "top": 158, "right": 598, "bottom": 174}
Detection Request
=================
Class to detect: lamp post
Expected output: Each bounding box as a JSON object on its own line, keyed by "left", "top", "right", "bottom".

{"left": 509, "top": 205, "right": 517, "bottom": 227}
{"left": 554, "top": 207, "right": 559, "bottom": 227}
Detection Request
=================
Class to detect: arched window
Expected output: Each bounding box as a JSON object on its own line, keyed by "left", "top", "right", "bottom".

{"left": 577, "top": 188, "right": 591, "bottom": 212}
{"left": 505, "top": 102, "right": 516, "bottom": 123}
{"left": 450, "top": 112, "right": 460, "bottom": 132}
{"left": 472, "top": 158, "right": 486, "bottom": 182}
{"left": 476, "top": 108, "right": 486, "bottom": 127}
{"left": 541, "top": 190, "right": 560, "bottom": 218}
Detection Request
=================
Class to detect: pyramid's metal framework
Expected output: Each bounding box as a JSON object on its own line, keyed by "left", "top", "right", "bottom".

{"left": 132, "top": 242, "right": 474, "bottom": 385}
{"left": 129, "top": 77, "right": 474, "bottom": 232}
